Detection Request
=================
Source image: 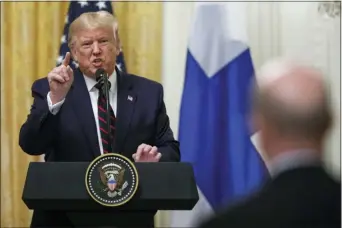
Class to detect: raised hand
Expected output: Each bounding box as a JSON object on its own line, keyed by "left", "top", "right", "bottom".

{"left": 48, "top": 52, "right": 74, "bottom": 104}
{"left": 132, "top": 143, "right": 162, "bottom": 162}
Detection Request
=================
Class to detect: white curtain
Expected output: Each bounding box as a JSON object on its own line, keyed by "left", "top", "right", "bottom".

{"left": 158, "top": 2, "right": 341, "bottom": 227}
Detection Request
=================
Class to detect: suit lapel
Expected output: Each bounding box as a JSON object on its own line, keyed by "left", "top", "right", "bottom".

{"left": 114, "top": 68, "right": 136, "bottom": 153}
{"left": 70, "top": 69, "right": 101, "bottom": 158}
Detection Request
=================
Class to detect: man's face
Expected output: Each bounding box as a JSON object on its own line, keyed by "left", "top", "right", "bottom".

{"left": 71, "top": 27, "right": 119, "bottom": 77}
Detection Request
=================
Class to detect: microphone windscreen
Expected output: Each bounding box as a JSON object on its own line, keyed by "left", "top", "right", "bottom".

{"left": 95, "top": 68, "right": 106, "bottom": 82}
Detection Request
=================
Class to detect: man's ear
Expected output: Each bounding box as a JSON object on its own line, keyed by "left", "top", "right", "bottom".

{"left": 113, "top": 22, "right": 121, "bottom": 56}
{"left": 115, "top": 45, "right": 121, "bottom": 56}
{"left": 70, "top": 47, "right": 78, "bottom": 62}
{"left": 114, "top": 36, "right": 121, "bottom": 56}
{"left": 251, "top": 110, "right": 263, "bottom": 134}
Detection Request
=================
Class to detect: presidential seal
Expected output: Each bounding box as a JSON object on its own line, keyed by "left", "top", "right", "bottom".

{"left": 85, "top": 153, "right": 139, "bottom": 207}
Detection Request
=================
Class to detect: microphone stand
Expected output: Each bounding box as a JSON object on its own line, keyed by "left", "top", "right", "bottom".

{"left": 102, "top": 73, "right": 113, "bottom": 153}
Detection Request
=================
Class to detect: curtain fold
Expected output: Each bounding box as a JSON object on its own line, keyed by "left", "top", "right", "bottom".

{"left": 115, "top": 2, "right": 163, "bottom": 82}
{"left": 1, "top": 2, "right": 162, "bottom": 227}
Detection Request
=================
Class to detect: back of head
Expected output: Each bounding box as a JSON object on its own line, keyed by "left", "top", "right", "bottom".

{"left": 253, "top": 58, "right": 332, "bottom": 156}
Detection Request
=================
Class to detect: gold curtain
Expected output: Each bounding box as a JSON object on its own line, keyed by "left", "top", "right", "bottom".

{"left": 1, "top": 2, "right": 163, "bottom": 227}
{"left": 114, "top": 2, "right": 162, "bottom": 81}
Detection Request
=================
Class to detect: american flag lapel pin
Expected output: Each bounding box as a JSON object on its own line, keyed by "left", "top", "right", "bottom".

{"left": 127, "top": 95, "right": 133, "bottom": 102}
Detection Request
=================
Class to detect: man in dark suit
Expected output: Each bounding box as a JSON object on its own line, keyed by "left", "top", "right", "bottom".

{"left": 199, "top": 59, "right": 341, "bottom": 228}
{"left": 19, "top": 11, "right": 180, "bottom": 227}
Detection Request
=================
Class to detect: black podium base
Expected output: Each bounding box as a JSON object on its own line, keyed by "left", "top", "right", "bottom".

{"left": 31, "top": 210, "right": 156, "bottom": 228}
{"left": 66, "top": 210, "right": 156, "bottom": 228}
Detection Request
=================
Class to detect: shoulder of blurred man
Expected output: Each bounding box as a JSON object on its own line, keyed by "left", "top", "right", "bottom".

{"left": 199, "top": 166, "right": 341, "bottom": 228}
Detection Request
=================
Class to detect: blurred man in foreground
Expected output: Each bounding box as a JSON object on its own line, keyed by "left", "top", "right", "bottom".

{"left": 199, "top": 59, "right": 341, "bottom": 228}
{"left": 19, "top": 11, "right": 179, "bottom": 227}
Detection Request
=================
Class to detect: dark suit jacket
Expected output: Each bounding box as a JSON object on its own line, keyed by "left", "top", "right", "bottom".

{"left": 199, "top": 166, "right": 341, "bottom": 228}
{"left": 19, "top": 67, "right": 180, "bottom": 227}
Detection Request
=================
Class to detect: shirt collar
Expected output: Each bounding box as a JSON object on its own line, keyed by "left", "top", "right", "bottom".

{"left": 83, "top": 69, "right": 117, "bottom": 92}
{"left": 268, "top": 149, "right": 321, "bottom": 177}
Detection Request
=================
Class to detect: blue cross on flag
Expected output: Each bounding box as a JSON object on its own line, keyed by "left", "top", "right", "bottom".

{"left": 56, "top": 0, "right": 127, "bottom": 73}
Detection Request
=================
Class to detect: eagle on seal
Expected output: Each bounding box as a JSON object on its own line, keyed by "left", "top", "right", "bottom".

{"left": 98, "top": 166, "right": 125, "bottom": 192}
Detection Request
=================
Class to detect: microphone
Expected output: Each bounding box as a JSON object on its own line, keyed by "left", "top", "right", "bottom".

{"left": 95, "top": 68, "right": 113, "bottom": 153}
{"left": 95, "top": 68, "right": 107, "bottom": 88}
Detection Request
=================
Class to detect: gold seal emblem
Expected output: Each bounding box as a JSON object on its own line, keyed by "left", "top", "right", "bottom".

{"left": 85, "top": 153, "right": 139, "bottom": 207}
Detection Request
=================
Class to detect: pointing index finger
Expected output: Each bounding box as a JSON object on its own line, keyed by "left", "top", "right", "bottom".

{"left": 62, "top": 52, "right": 71, "bottom": 66}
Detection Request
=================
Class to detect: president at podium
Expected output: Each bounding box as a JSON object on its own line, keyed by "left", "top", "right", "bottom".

{"left": 19, "top": 11, "right": 180, "bottom": 228}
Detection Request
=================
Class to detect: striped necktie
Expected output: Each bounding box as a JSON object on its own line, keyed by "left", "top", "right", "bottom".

{"left": 95, "top": 82, "right": 116, "bottom": 153}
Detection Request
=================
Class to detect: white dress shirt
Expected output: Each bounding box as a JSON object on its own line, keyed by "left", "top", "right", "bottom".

{"left": 47, "top": 70, "right": 117, "bottom": 154}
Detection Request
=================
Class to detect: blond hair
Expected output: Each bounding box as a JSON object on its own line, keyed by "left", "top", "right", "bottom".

{"left": 68, "top": 11, "right": 120, "bottom": 50}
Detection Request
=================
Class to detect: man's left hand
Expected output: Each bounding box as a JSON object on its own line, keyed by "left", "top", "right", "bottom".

{"left": 132, "top": 144, "right": 161, "bottom": 162}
